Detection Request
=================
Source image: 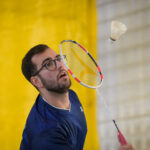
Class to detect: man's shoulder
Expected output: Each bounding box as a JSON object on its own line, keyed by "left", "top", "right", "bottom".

{"left": 69, "top": 89, "right": 81, "bottom": 103}
{"left": 69, "top": 89, "right": 78, "bottom": 98}
{"left": 24, "top": 96, "right": 58, "bottom": 134}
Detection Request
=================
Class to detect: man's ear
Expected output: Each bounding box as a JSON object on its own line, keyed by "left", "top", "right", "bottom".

{"left": 30, "top": 76, "right": 43, "bottom": 88}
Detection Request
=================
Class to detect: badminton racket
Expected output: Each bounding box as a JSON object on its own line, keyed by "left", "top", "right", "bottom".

{"left": 59, "top": 40, "right": 127, "bottom": 145}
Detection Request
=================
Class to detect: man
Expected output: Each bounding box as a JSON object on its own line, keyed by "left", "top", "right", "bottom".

{"left": 20, "top": 44, "right": 87, "bottom": 150}
{"left": 20, "top": 44, "right": 135, "bottom": 150}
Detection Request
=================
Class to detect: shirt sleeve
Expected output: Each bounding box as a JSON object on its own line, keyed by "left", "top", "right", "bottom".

{"left": 31, "top": 128, "right": 76, "bottom": 150}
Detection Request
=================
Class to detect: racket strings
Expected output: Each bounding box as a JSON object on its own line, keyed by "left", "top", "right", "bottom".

{"left": 60, "top": 41, "right": 101, "bottom": 87}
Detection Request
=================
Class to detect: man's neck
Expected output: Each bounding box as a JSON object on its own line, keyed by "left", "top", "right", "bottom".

{"left": 40, "top": 90, "right": 70, "bottom": 110}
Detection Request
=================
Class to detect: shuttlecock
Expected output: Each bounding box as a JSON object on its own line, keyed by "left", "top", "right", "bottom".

{"left": 110, "top": 21, "right": 127, "bottom": 41}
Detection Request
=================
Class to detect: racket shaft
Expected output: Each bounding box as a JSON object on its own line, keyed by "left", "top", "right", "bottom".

{"left": 118, "top": 130, "right": 127, "bottom": 145}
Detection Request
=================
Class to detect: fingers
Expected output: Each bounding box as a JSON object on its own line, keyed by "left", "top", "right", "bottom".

{"left": 119, "top": 144, "right": 135, "bottom": 150}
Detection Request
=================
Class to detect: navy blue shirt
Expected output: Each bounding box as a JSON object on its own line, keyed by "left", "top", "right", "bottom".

{"left": 20, "top": 90, "right": 87, "bottom": 150}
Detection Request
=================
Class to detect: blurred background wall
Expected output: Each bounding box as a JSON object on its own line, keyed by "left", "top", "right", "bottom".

{"left": 97, "top": 0, "right": 150, "bottom": 150}
{"left": 0, "top": 0, "right": 100, "bottom": 149}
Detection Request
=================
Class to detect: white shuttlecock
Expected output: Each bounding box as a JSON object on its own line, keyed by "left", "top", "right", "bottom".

{"left": 110, "top": 21, "right": 127, "bottom": 41}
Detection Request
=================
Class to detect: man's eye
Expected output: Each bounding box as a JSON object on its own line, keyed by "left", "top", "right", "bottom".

{"left": 45, "top": 61, "right": 53, "bottom": 67}
{"left": 57, "top": 57, "right": 62, "bottom": 62}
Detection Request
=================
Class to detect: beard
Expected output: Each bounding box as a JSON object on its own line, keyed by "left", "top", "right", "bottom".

{"left": 38, "top": 72, "right": 71, "bottom": 94}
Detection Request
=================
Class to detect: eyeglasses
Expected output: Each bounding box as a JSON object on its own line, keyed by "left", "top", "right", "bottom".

{"left": 32, "top": 55, "right": 66, "bottom": 76}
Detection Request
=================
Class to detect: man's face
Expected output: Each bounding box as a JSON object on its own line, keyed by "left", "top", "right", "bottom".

{"left": 31, "top": 48, "right": 71, "bottom": 93}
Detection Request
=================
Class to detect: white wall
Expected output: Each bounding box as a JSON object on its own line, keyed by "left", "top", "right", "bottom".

{"left": 96, "top": 0, "right": 150, "bottom": 150}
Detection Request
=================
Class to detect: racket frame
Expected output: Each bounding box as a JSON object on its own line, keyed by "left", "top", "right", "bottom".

{"left": 59, "top": 40, "right": 103, "bottom": 89}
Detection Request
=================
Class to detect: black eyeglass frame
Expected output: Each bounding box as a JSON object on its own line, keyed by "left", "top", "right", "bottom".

{"left": 32, "top": 55, "right": 66, "bottom": 76}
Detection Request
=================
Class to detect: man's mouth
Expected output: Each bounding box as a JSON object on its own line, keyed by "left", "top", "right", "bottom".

{"left": 58, "top": 70, "right": 68, "bottom": 79}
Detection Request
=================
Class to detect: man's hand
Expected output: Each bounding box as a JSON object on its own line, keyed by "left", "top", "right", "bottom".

{"left": 119, "top": 144, "right": 135, "bottom": 150}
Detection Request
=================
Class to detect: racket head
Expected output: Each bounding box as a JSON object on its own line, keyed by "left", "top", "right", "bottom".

{"left": 59, "top": 40, "right": 103, "bottom": 89}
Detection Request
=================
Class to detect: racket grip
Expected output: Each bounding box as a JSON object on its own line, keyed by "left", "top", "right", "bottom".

{"left": 118, "top": 130, "right": 127, "bottom": 145}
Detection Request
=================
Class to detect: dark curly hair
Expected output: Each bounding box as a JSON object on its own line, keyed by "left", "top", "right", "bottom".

{"left": 21, "top": 44, "right": 49, "bottom": 82}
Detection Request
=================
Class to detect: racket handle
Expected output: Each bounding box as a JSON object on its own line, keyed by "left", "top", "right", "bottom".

{"left": 118, "top": 130, "right": 127, "bottom": 145}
